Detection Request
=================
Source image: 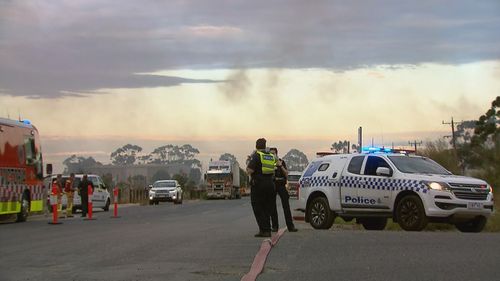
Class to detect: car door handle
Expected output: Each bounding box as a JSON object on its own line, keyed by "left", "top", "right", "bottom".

{"left": 359, "top": 180, "right": 366, "bottom": 184}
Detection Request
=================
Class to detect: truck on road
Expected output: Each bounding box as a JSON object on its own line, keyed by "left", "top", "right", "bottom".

{"left": 205, "top": 160, "right": 241, "bottom": 199}
{"left": 0, "top": 118, "right": 45, "bottom": 222}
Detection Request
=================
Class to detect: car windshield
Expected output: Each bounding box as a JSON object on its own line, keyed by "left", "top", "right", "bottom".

{"left": 388, "top": 156, "right": 451, "bottom": 175}
{"left": 287, "top": 175, "right": 301, "bottom": 181}
{"left": 153, "top": 181, "right": 176, "bottom": 188}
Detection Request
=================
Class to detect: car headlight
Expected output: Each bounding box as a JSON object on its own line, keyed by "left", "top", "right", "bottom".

{"left": 149, "top": 191, "right": 155, "bottom": 195}
{"left": 423, "top": 181, "right": 450, "bottom": 191}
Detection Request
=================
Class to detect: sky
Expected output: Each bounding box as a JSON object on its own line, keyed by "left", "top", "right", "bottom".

{"left": 1, "top": 0, "right": 499, "bottom": 173}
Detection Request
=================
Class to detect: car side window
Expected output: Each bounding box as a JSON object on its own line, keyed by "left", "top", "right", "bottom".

{"left": 347, "top": 156, "right": 364, "bottom": 174}
{"left": 318, "top": 163, "right": 330, "bottom": 171}
{"left": 90, "top": 177, "right": 99, "bottom": 188}
{"left": 364, "top": 156, "right": 391, "bottom": 176}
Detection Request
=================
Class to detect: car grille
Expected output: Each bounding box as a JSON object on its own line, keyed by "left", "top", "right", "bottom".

{"left": 156, "top": 190, "right": 171, "bottom": 194}
{"left": 449, "top": 183, "right": 489, "bottom": 201}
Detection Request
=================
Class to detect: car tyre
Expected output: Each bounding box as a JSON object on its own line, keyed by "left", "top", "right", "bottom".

{"left": 396, "top": 195, "right": 428, "bottom": 231}
{"left": 16, "top": 192, "right": 30, "bottom": 222}
{"left": 308, "top": 197, "right": 335, "bottom": 229}
{"left": 359, "top": 218, "right": 387, "bottom": 230}
{"left": 455, "top": 216, "right": 487, "bottom": 233}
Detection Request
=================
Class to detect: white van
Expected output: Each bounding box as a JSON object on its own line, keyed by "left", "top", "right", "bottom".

{"left": 45, "top": 174, "right": 111, "bottom": 213}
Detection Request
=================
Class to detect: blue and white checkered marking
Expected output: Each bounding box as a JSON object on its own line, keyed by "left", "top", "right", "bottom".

{"left": 300, "top": 176, "right": 337, "bottom": 188}
{"left": 300, "top": 176, "right": 428, "bottom": 194}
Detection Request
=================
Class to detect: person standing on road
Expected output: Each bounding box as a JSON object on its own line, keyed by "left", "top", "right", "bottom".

{"left": 64, "top": 173, "right": 76, "bottom": 218}
{"left": 78, "top": 174, "right": 93, "bottom": 218}
{"left": 247, "top": 138, "right": 276, "bottom": 238}
{"left": 269, "top": 147, "right": 298, "bottom": 233}
{"left": 55, "top": 174, "right": 64, "bottom": 218}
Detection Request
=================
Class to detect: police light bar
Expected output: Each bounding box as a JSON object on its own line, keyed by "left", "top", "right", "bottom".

{"left": 361, "top": 146, "right": 393, "bottom": 153}
{"left": 361, "top": 146, "right": 414, "bottom": 155}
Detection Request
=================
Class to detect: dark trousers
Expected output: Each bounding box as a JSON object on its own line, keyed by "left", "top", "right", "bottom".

{"left": 81, "top": 194, "right": 88, "bottom": 217}
{"left": 250, "top": 177, "right": 275, "bottom": 233}
{"left": 271, "top": 183, "right": 295, "bottom": 230}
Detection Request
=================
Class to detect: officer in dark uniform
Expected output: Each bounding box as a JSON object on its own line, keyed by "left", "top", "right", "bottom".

{"left": 78, "top": 174, "right": 94, "bottom": 218}
{"left": 269, "top": 147, "right": 298, "bottom": 232}
{"left": 247, "top": 138, "right": 276, "bottom": 238}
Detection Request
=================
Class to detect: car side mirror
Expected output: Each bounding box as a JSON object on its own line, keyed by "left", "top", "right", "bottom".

{"left": 376, "top": 167, "right": 392, "bottom": 177}
{"left": 148, "top": 184, "right": 153, "bottom": 189}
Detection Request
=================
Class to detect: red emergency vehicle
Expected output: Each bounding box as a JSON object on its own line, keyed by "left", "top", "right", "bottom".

{"left": 0, "top": 117, "right": 45, "bottom": 221}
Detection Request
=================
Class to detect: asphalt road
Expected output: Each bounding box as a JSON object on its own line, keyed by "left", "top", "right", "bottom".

{"left": 1, "top": 197, "right": 500, "bottom": 281}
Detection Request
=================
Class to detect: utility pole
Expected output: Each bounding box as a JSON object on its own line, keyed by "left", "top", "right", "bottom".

{"left": 442, "top": 117, "right": 462, "bottom": 151}
{"left": 408, "top": 140, "right": 422, "bottom": 153}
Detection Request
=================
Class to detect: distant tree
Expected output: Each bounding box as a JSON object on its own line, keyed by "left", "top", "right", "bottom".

{"left": 63, "top": 155, "right": 102, "bottom": 174}
{"left": 219, "top": 153, "right": 238, "bottom": 164}
{"left": 149, "top": 144, "right": 200, "bottom": 165}
{"left": 152, "top": 169, "right": 170, "bottom": 182}
{"left": 188, "top": 168, "right": 201, "bottom": 185}
{"left": 101, "top": 173, "right": 114, "bottom": 190}
{"left": 110, "top": 144, "right": 142, "bottom": 165}
{"left": 458, "top": 96, "right": 499, "bottom": 189}
{"left": 283, "top": 149, "right": 309, "bottom": 172}
{"left": 331, "top": 140, "right": 357, "bottom": 153}
{"left": 455, "top": 120, "right": 477, "bottom": 144}
{"left": 173, "top": 172, "right": 188, "bottom": 188}
{"left": 471, "top": 96, "right": 499, "bottom": 146}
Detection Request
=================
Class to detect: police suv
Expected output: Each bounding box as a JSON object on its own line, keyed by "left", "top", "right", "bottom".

{"left": 298, "top": 148, "right": 494, "bottom": 232}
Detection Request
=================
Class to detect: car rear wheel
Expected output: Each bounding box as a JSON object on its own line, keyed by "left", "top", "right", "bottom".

{"left": 308, "top": 197, "right": 335, "bottom": 229}
{"left": 396, "top": 195, "right": 428, "bottom": 231}
{"left": 455, "top": 216, "right": 487, "bottom": 233}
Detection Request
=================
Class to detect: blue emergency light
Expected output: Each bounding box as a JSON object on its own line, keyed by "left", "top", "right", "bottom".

{"left": 361, "top": 146, "right": 393, "bottom": 154}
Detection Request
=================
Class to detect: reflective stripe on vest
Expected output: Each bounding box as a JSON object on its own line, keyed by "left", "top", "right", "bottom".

{"left": 257, "top": 151, "right": 276, "bottom": 175}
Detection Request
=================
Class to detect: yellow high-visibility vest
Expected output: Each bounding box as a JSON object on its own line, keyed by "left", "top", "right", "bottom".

{"left": 257, "top": 151, "right": 276, "bottom": 175}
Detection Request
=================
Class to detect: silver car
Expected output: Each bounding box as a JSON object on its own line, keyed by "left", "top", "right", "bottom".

{"left": 148, "top": 180, "right": 183, "bottom": 205}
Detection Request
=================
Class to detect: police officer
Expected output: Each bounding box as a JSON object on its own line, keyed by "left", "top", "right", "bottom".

{"left": 64, "top": 173, "right": 76, "bottom": 217}
{"left": 269, "top": 147, "right": 298, "bottom": 232}
{"left": 247, "top": 138, "right": 276, "bottom": 238}
{"left": 78, "top": 174, "right": 93, "bottom": 218}
{"left": 55, "top": 174, "right": 64, "bottom": 218}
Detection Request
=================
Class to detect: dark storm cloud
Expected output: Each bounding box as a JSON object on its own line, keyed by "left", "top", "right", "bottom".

{"left": 0, "top": 0, "right": 499, "bottom": 98}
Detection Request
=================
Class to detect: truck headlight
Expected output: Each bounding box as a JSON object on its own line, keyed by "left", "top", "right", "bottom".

{"left": 423, "top": 181, "right": 450, "bottom": 191}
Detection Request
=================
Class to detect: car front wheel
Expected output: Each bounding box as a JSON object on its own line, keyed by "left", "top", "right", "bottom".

{"left": 396, "top": 195, "right": 428, "bottom": 231}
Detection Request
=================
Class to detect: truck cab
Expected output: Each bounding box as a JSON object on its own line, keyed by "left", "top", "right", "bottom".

{"left": 298, "top": 148, "right": 494, "bottom": 232}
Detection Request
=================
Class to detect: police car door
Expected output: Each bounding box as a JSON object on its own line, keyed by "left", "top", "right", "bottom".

{"left": 357, "top": 155, "right": 393, "bottom": 212}
{"left": 89, "top": 176, "right": 103, "bottom": 207}
{"left": 340, "top": 155, "right": 365, "bottom": 210}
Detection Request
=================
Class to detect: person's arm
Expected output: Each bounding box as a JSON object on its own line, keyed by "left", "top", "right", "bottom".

{"left": 246, "top": 152, "right": 258, "bottom": 175}
{"left": 277, "top": 159, "right": 288, "bottom": 177}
